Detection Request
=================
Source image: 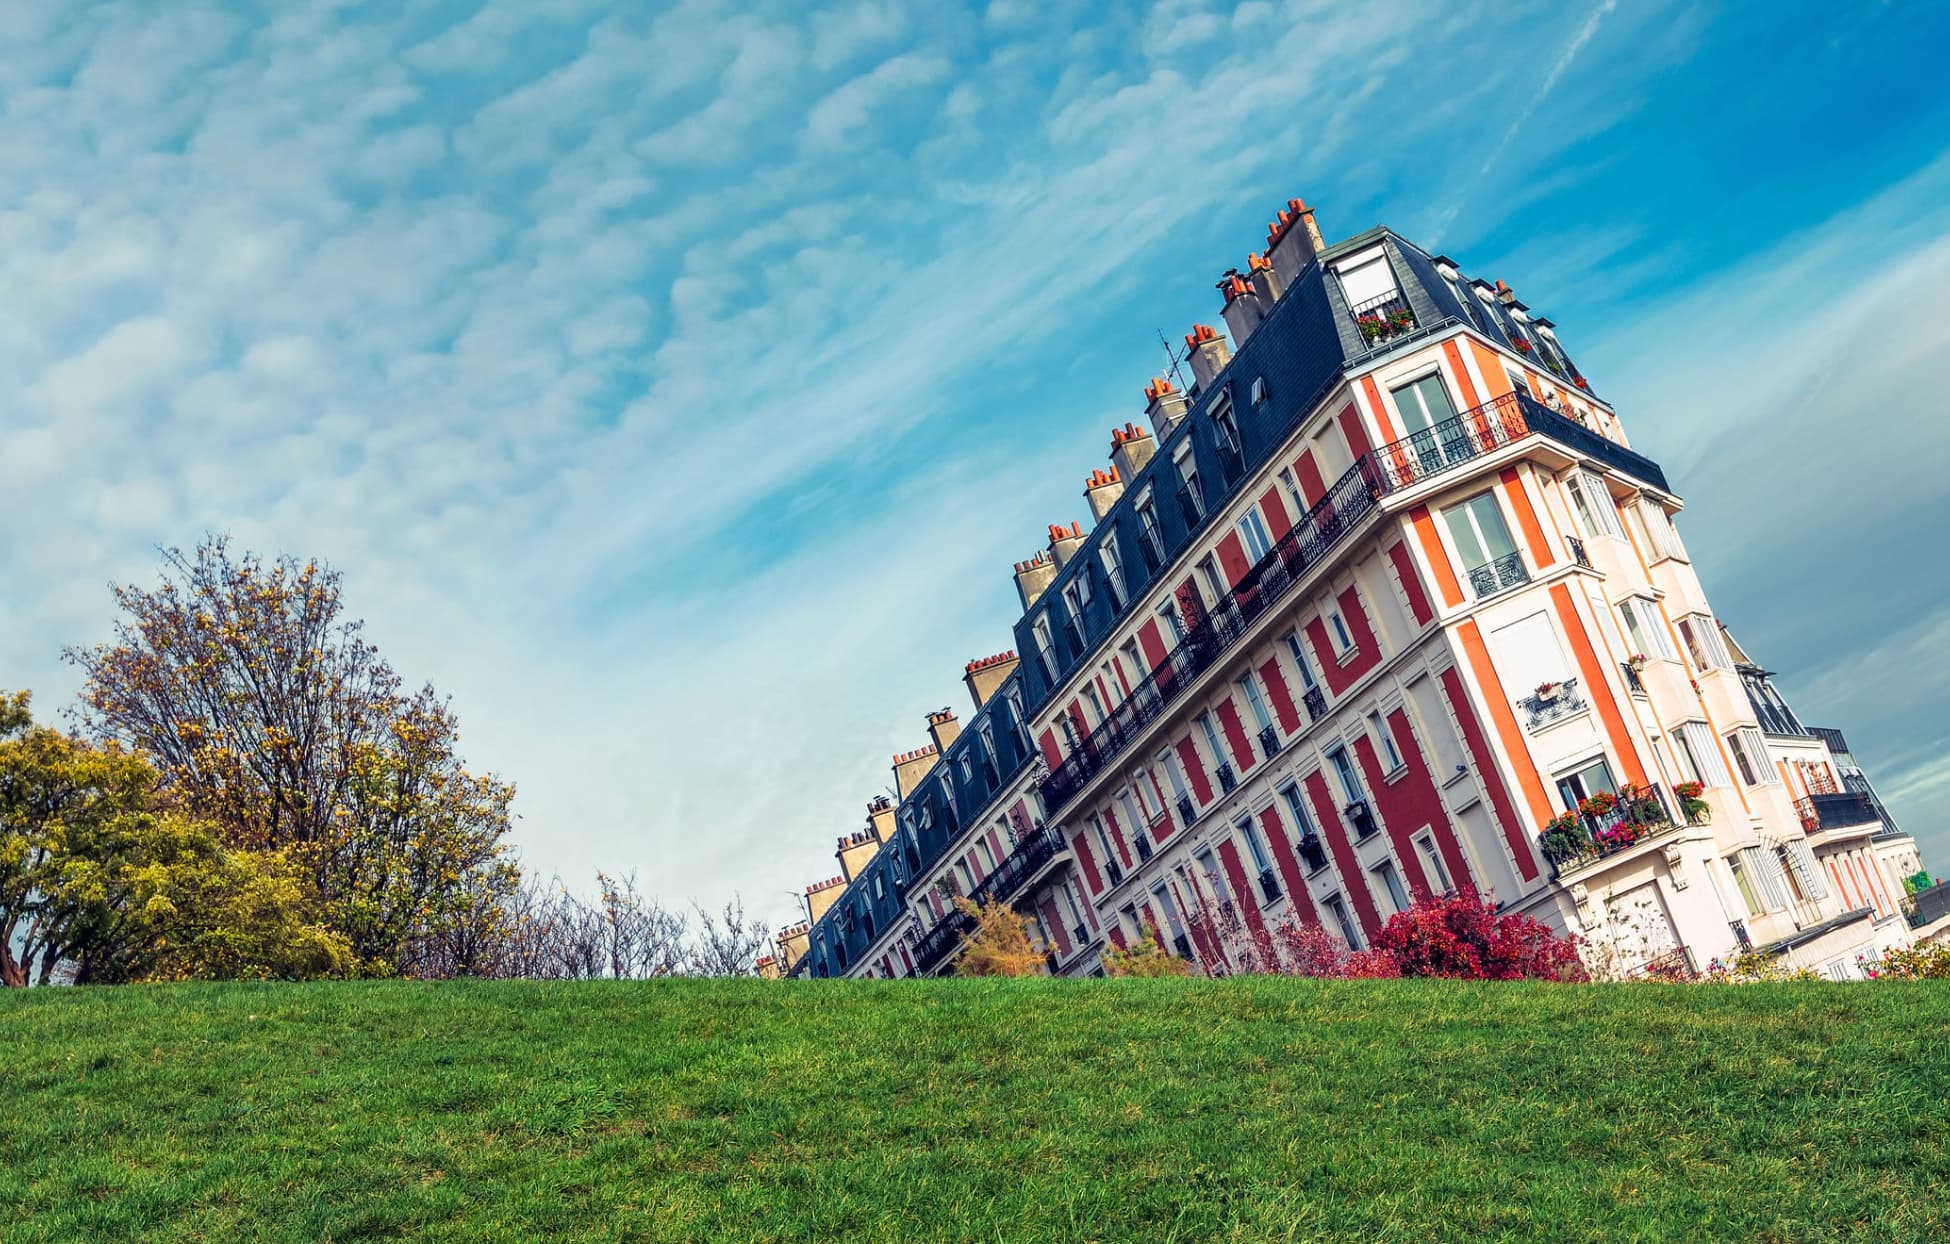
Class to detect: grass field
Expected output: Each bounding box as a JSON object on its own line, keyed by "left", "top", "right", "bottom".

{"left": 3, "top": 979, "right": 1947, "bottom": 1242}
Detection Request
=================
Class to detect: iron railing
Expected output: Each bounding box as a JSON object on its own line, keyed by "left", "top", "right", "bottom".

{"left": 1258, "top": 725, "right": 1281, "bottom": 759}
{"left": 1297, "top": 833, "right": 1329, "bottom": 873}
{"left": 1175, "top": 794, "right": 1195, "bottom": 827}
{"left": 1621, "top": 660, "right": 1646, "bottom": 694}
{"left": 1538, "top": 785, "right": 1704, "bottom": 876}
{"left": 1217, "top": 762, "right": 1237, "bottom": 793}
{"left": 911, "top": 909, "right": 975, "bottom": 975}
{"left": 1517, "top": 676, "right": 1587, "bottom": 733}
{"left": 1035, "top": 390, "right": 1671, "bottom": 816}
{"left": 1466, "top": 550, "right": 1530, "bottom": 599}
{"left": 1257, "top": 867, "right": 1281, "bottom": 903}
{"left": 970, "top": 826, "right": 1069, "bottom": 907}
{"left": 1796, "top": 791, "right": 1880, "bottom": 833}
{"left": 1303, "top": 686, "right": 1327, "bottom": 721}
{"left": 1345, "top": 799, "right": 1379, "bottom": 841}
{"left": 1133, "top": 834, "right": 1154, "bottom": 863}
{"left": 1567, "top": 534, "right": 1591, "bottom": 568}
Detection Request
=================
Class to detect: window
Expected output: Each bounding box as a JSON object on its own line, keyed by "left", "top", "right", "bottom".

{"left": 1505, "top": 368, "right": 1531, "bottom": 397}
{"left": 1238, "top": 817, "right": 1278, "bottom": 900}
{"left": 1280, "top": 783, "right": 1317, "bottom": 840}
{"left": 1211, "top": 396, "right": 1241, "bottom": 456}
{"left": 1241, "top": 674, "right": 1274, "bottom": 732}
{"left": 1675, "top": 721, "right": 1734, "bottom": 789}
{"left": 1121, "top": 639, "right": 1145, "bottom": 686}
{"left": 1136, "top": 490, "right": 1166, "bottom": 565}
{"left": 1249, "top": 376, "right": 1268, "bottom": 406}
{"left": 873, "top": 874, "right": 885, "bottom": 901}
{"left": 1327, "top": 608, "right": 1357, "bottom": 657}
{"left": 975, "top": 838, "right": 996, "bottom": 872}
{"left": 1370, "top": 712, "right": 1404, "bottom": 773}
{"left": 1336, "top": 247, "right": 1400, "bottom": 309}
{"left": 1726, "top": 727, "right": 1774, "bottom": 787}
{"left": 1195, "top": 849, "right": 1226, "bottom": 900}
{"left": 1278, "top": 467, "right": 1306, "bottom": 519}
{"left": 1032, "top": 615, "right": 1059, "bottom": 681}
{"left": 1116, "top": 789, "right": 1144, "bottom": 842}
{"left": 1285, "top": 632, "right": 1320, "bottom": 691}
{"left": 1728, "top": 852, "right": 1765, "bottom": 917}
{"left": 1677, "top": 614, "right": 1733, "bottom": 674}
{"left": 1442, "top": 491, "right": 1525, "bottom": 596}
{"left": 1373, "top": 860, "right": 1410, "bottom": 913}
{"left": 1390, "top": 374, "right": 1460, "bottom": 438}
{"left": 1238, "top": 508, "right": 1273, "bottom": 562}
{"left": 1131, "top": 769, "right": 1160, "bottom": 821}
{"left": 1196, "top": 713, "right": 1226, "bottom": 774}
{"left": 1174, "top": 442, "right": 1204, "bottom": 522}
{"left": 1328, "top": 746, "right": 1364, "bottom": 805}
{"left": 1195, "top": 555, "right": 1227, "bottom": 611}
{"left": 1090, "top": 816, "right": 1119, "bottom": 870}
{"left": 1060, "top": 584, "right": 1088, "bottom": 651}
{"left": 1080, "top": 682, "right": 1105, "bottom": 727}
{"left": 1617, "top": 598, "right": 1677, "bottom": 661}
{"left": 1416, "top": 834, "right": 1451, "bottom": 894}
{"left": 1156, "top": 748, "right": 1191, "bottom": 806}
{"left": 1100, "top": 661, "right": 1125, "bottom": 708}
{"left": 1099, "top": 539, "right": 1127, "bottom": 611}
{"left": 1554, "top": 756, "right": 1617, "bottom": 810}
{"left": 1566, "top": 471, "right": 1624, "bottom": 540}
{"left": 1638, "top": 502, "right": 1686, "bottom": 562}
{"left": 1777, "top": 839, "right": 1828, "bottom": 901}
{"left": 1323, "top": 894, "right": 1361, "bottom": 947}
{"left": 1005, "top": 687, "right": 1031, "bottom": 753}
{"left": 1157, "top": 599, "right": 1185, "bottom": 644}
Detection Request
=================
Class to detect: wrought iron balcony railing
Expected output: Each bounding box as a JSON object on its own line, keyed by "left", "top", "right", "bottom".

{"left": 1103, "top": 856, "right": 1124, "bottom": 887}
{"left": 1036, "top": 391, "right": 1670, "bottom": 816}
{"left": 1133, "top": 834, "right": 1154, "bottom": 863}
{"left": 1537, "top": 785, "right": 1705, "bottom": 877}
{"left": 1297, "top": 833, "right": 1329, "bottom": 873}
{"left": 1567, "top": 534, "right": 1591, "bottom": 568}
{"left": 1258, "top": 725, "right": 1281, "bottom": 759}
{"left": 1257, "top": 867, "right": 1281, "bottom": 903}
{"left": 1466, "top": 550, "right": 1530, "bottom": 599}
{"left": 1175, "top": 794, "right": 1195, "bottom": 827}
{"left": 1516, "top": 676, "right": 1587, "bottom": 733}
{"left": 970, "top": 826, "right": 1069, "bottom": 907}
{"left": 1795, "top": 792, "right": 1880, "bottom": 834}
{"left": 1345, "top": 799, "right": 1379, "bottom": 841}
{"left": 911, "top": 909, "right": 975, "bottom": 975}
{"left": 1621, "top": 660, "right": 1647, "bottom": 694}
{"left": 1302, "top": 686, "right": 1326, "bottom": 721}
{"left": 1217, "top": 762, "right": 1237, "bottom": 793}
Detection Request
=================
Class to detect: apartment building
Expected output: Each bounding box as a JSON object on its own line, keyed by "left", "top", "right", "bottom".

{"left": 776, "top": 196, "right": 1932, "bottom": 982}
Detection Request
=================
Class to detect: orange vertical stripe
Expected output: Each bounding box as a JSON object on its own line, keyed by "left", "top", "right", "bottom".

{"left": 1456, "top": 619, "right": 1554, "bottom": 826}
{"left": 1443, "top": 339, "right": 1483, "bottom": 409}
{"left": 1548, "top": 584, "right": 1648, "bottom": 788}
{"left": 1358, "top": 375, "right": 1399, "bottom": 443}
{"left": 1411, "top": 506, "right": 1462, "bottom": 607}
{"left": 1499, "top": 467, "right": 1552, "bottom": 568}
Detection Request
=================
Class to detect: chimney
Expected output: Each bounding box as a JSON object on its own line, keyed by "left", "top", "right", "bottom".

{"left": 865, "top": 793, "right": 898, "bottom": 841}
{"left": 1013, "top": 550, "right": 1055, "bottom": 610}
{"left": 1247, "top": 250, "right": 1284, "bottom": 303}
{"left": 755, "top": 954, "right": 781, "bottom": 979}
{"left": 836, "top": 828, "right": 880, "bottom": 883}
{"left": 1495, "top": 279, "right": 1518, "bottom": 307}
{"left": 775, "top": 921, "right": 811, "bottom": 971}
{"left": 1110, "top": 422, "right": 1155, "bottom": 479}
{"left": 926, "top": 707, "right": 961, "bottom": 754}
{"left": 1219, "top": 270, "right": 1267, "bottom": 345}
{"left": 1047, "top": 520, "right": 1087, "bottom": 570}
{"left": 1084, "top": 465, "right": 1125, "bottom": 521}
{"left": 805, "top": 875, "right": 847, "bottom": 924}
{"left": 1184, "top": 324, "right": 1231, "bottom": 390}
{"left": 1265, "top": 196, "right": 1324, "bottom": 288}
{"left": 893, "top": 743, "right": 938, "bottom": 799}
{"left": 1144, "top": 376, "right": 1189, "bottom": 438}
{"left": 963, "top": 651, "right": 1019, "bottom": 710}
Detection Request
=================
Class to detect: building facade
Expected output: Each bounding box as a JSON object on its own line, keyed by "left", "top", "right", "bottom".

{"left": 771, "top": 197, "right": 1934, "bottom": 982}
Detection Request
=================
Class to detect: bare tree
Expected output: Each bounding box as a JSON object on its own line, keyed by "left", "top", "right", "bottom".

{"left": 687, "top": 896, "right": 771, "bottom": 977}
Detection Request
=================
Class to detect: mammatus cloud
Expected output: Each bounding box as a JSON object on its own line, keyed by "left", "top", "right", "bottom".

{"left": 2, "top": 2, "right": 1946, "bottom": 929}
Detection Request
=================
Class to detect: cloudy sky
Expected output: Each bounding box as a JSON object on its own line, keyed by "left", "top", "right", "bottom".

{"left": 3, "top": 1, "right": 1948, "bottom": 929}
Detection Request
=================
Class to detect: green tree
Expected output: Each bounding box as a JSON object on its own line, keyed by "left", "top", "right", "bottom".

{"left": 953, "top": 896, "right": 1046, "bottom": 977}
{"left": 66, "top": 538, "right": 518, "bottom": 975}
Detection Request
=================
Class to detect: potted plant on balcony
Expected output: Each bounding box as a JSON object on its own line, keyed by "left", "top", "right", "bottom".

{"left": 1577, "top": 790, "right": 1618, "bottom": 820}
{"left": 1538, "top": 813, "right": 1587, "bottom": 865}
{"left": 1625, "top": 653, "right": 1648, "bottom": 671}
{"left": 1674, "top": 781, "right": 1710, "bottom": 823}
{"left": 1534, "top": 680, "right": 1562, "bottom": 702}
{"left": 1511, "top": 335, "right": 1533, "bottom": 354}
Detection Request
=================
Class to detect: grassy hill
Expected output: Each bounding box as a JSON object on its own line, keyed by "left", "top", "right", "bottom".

{"left": 4, "top": 979, "right": 1946, "bottom": 1242}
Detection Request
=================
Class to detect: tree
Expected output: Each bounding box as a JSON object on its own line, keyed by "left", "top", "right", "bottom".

{"left": 66, "top": 538, "right": 518, "bottom": 975}
{"left": 952, "top": 897, "right": 1046, "bottom": 977}
{"left": 1, "top": 690, "right": 347, "bottom": 985}
{"left": 688, "top": 896, "right": 772, "bottom": 977}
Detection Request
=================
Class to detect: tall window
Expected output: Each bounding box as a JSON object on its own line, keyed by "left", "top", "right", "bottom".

{"left": 1328, "top": 746, "right": 1364, "bottom": 805}
{"left": 1442, "top": 491, "right": 1525, "bottom": 597}
{"left": 1089, "top": 816, "right": 1119, "bottom": 871}
{"left": 1116, "top": 789, "right": 1144, "bottom": 843}
{"left": 1675, "top": 721, "right": 1734, "bottom": 789}
{"left": 1285, "top": 632, "right": 1320, "bottom": 691}
{"left": 1554, "top": 757, "right": 1616, "bottom": 810}
{"left": 1005, "top": 687, "right": 1031, "bottom": 754}
{"left": 1174, "top": 442, "right": 1204, "bottom": 522}
{"left": 1121, "top": 640, "right": 1145, "bottom": 687}
{"left": 1617, "top": 598, "right": 1676, "bottom": 660}
{"left": 1060, "top": 584, "right": 1088, "bottom": 652}
{"left": 1677, "top": 614, "right": 1733, "bottom": 674}
{"left": 1136, "top": 490, "right": 1165, "bottom": 565}
{"left": 1369, "top": 711, "right": 1404, "bottom": 772}
{"left": 1323, "top": 894, "right": 1361, "bottom": 947}
{"left": 1241, "top": 674, "right": 1274, "bottom": 732}
{"left": 1195, "top": 555, "right": 1227, "bottom": 611}
{"left": 1211, "top": 397, "right": 1242, "bottom": 473}
{"left": 1238, "top": 508, "right": 1273, "bottom": 562}
{"left": 1726, "top": 727, "right": 1774, "bottom": 787}
{"left": 1157, "top": 599, "right": 1185, "bottom": 644}
{"left": 1278, "top": 467, "right": 1307, "bottom": 519}
{"left": 1156, "top": 748, "right": 1190, "bottom": 807}
{"left": 1566, "top": 471, "right": 1624, "bottom": 540}
{"left": 1031, "top": 615, "right": 1059, "bottom": 682}
{"left": 1391, "top": 374, "right": 1459, "bottom": 437}
{"left": 1196, "top": 713, "right": 1226, "bottom": 774}
{"left": 1280, "top": 783, "right": 1317, "bottom": 841}
{"left": 1326, "top": 608, "right": 1357, "bottom": 657}
{"left": 1131, "top": 769, "right": 1160, "bottom": 822}
{"left": 1238, "top": 817, "right": 1278, "bottom": 898}
{"left": 1099, "top": 538, "right": 1127, "bottom": 611}
{"left": 1080, "top": 682, "right": 1105, "bottom": 727}
{"left": 1416, "top": 834, "right": 1451, "bottom": 894}
{"left": 1373, "top": 860, "right": 1410, "bottom": 913}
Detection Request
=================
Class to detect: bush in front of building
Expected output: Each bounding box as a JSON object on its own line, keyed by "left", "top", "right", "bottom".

{"left": 1371, "top": 893, "right": 1589, "bottom": 982}
{"left": 1867, "top": 942, "right": 1950, "bottom": 980}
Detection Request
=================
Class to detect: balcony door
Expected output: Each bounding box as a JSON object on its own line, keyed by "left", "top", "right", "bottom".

{"left": 1390, "top": 375, "right": 1465, "bottom": 474}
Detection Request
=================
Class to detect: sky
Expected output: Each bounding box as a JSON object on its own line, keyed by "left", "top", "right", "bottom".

{"left": 3, "top": 1, "right": 1948, "bottom": 932}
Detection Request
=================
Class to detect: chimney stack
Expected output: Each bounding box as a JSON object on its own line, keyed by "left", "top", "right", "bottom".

{"left": 1144, "top": 376, "right": 1189, "bottom": 438}
{"left": 865, "top": 793, "right": 898, "bottom": 842}
{"left": 1494, "top": 279, "right": 1519, "bottom": 307}
{"left": 775, "top": 921, "right": 811, "bottom": 972}
{"left": 1110, "top": 422, "right": 1155, "bottom": 480}
{"left": 1247, "top": 250, "right": 1284, "bottom": 304}
{"left": 1047, "top": 520, "right": 1087, "bottom": 570}
{"left": 1265, "top": 196, "right": 1324, "bottom": 288}
{"left": 1184, "top": 323, "right": 1231, "bottom": 390}
{"left": 835, "top": 828, "right": 880, "bottom": 883}
{"left": 892, "top": 743, "right": 939, "bottom": 799}
{"left": 1014, "top": 550, "right": 1056, "bottom": 610}
{"left": 805, "top": 875, "right": 847, "bottom": 923}
{"left": 1084, "top": 464, "right": 1125, "bottom": 521}
{"left": 1219, "top": 269, "right": 1268, "bottom": 345}
{"left": 926, "top": 707, "right": 961, "bottom": 754}
{"left": 963, "top": 651, "right": 1020, "bottom": 710}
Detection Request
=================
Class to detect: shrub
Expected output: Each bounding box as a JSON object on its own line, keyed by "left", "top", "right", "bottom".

{"left": 1870, "top": 942, "right": 1950, "bottom": 980}
{"left": 1372, "top": 893, "right": 1587, "bottom": 981}
{"left": 952, "top": 897, "right": 1046, "bottom": 977}
{"left": 1101, "top": 927, "right": 1192, "bottom": 977}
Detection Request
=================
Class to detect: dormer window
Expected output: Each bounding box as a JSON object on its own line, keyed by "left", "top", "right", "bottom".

{"left": 1173, "top": 443, "right": 1204, "bottom": 524}
{"left": 1032, "top": 615, "right": 1059, "bottom": 683}
{"left": 1135, "top": 489, "right": 1166, "bottom": 567}
{"left": 1250, "top": 376, "right": 1268, "bottom": 406}
{"left": 1099, "top": 537, "right": 1128, "bottom": 611}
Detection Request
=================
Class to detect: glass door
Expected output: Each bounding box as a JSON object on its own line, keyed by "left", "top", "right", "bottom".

{"left": 1391, "top": 375, "right": 1462, "bottom": 474}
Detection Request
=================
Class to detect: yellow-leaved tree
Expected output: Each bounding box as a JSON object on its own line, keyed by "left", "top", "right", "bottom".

{"left": 953, "top": 897, "right": 1047, "bottom": 977}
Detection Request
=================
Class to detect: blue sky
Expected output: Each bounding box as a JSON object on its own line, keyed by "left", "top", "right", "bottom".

{"left": 3, "top": 1, "right": 1948, "bottom": 929}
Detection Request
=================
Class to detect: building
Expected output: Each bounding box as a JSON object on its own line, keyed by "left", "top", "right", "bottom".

{"left": 775, "top": 195, "right": 1933, "bottom": 982}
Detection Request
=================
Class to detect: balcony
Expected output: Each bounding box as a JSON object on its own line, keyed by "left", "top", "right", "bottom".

{"left": 1567, "top": 534, "right": 1591, "bottom": 568}
{"left": 1302, "top": 686, "right": 1326, "bottom": 721}
{"left": 1352, "top": 292, "right": 1416, "bottom": 347}
{"left": 1795, "top": 792, "right": 1880, "bottom": 834}
{"left": 1536, "top": 785, "right": 1701, "bottom": 877}
{"left": 1103, "top": 856, "right": 1124, "bottom": 887}
{"left": 1516, "top": 676, "right": 1587, "bottom": 733}
{"left": 1345, "top": 799, "right": 1379, "bottom": 841}
{"left": 1621, "top": 660, "right": 1647, "bottom": 695}
{"left": 970, "top": 826, "right": 1070, "bottom": 907}
{"left": 1297, "top": 833, "right": 1329, "bottom": 873}
{"left": 1133, "top": 834, "right": 1154, "bottom": 863}
{"left": 1257, "top": 867, "right": 1281, "bottom": 903}
{"left": 1217, "top": 762, "right": 1237, "bottom": 793}
{"left": 911, "top": 909, "right": 976, "bottom": 975}
{"left": 1175, "top": 793, "right": 1196, "bottom": 827}
{"left": 1036, "top": 391, "right": 1671, "bottom": 817}
{"left": 1258, "top": 725, "right": 1281, "bottom": 759}
{"left": 1465, "top": 550, "right": 1530, "bottom": 600}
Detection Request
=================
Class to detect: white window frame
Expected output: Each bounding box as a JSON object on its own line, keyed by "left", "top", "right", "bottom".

{"left": 1249, "top": 376, "right": 1268, "bottom": 406}
{"left": 1675, "top": 720, "right": 1734, "bottom": 789}
{"left": 1238, "top": 508, "right": 1273, "bottom": 563}
{"left": 1323, "top": 893, "right": 1361, "bottom": 948}
{"left": 1727, "top": 727, "right": 1775, "bottom": 787}
{"left": 1370, "top": 711, "right": 1404, "bottom": 774}
{"left": 1373, "top": 859, "right": 1410, "bottom": 913}
{"left": 1210, "top": 394, "right": 1241, "bottom": 456}
{"left": 1240, "top": 673, "right": 1274, "bottom": 733}
{"left": 1136, "top": 489, "right": 1165, "bottom": 562}
{"left": 1618, "top": 597, "right": 1677, "bottom": 661}
{"left": 1327, "top": 608, "right": 1357, "bottom": 658}
{"left": 1285, "top": 631, "right": 1320, "bottom": 690}
{"left": 1416, "top": 833, "right": 1451, "bottom": 894}
{"left": 1099, "top": 539, "right": 1127, "bottom": 610}
{"left": 1173, "top": 443, "right": 1204, "bottom": 521}
{"left": 1032, "top": 615, "right": 1059, "bottom": 681}
{"left": 1567, "top": 471, "right": 1625, "bottom": 541}
{"left": 1677, "top": 614, "right": 1733, "bottom": 674}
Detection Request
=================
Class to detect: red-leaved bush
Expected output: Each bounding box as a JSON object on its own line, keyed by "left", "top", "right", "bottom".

{"left": 1371, "top": 893, "right": 1587, "bottom": 981}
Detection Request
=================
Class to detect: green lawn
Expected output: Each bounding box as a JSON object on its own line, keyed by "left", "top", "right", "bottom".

{"left": 3, "top": 979, "right": 1946, "bottom": 1242}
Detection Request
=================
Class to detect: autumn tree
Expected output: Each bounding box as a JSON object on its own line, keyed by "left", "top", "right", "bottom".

{"left": 66, "top": 538, "right": 517, "bottom": 975}
{"left": 952, "top": 896, "right": 1047, "bottom": 977}
{"left": 1, "top": 690, "right": 347, "bottom": 985}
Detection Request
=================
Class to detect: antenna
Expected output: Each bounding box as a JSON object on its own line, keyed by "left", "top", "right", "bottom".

{"left": 1156, "top": 329, "right": 1187, "bottom": 391}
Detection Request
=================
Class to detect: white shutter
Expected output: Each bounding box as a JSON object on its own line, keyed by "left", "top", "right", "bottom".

{"left": 1785, "top": 840, "right": 1829, "bottom": 900}
{"left": 1742, "top": 846, "right": 1790, "bottom": 910}
{"left": 1680, "top": 721, "right": 1734, "bottom": 789}
{"left": 1335, "top": 247, "right": 1399, "bottom": 308}
{"left": 1490, "top": 612, "right": 1577, "bottom": 697}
